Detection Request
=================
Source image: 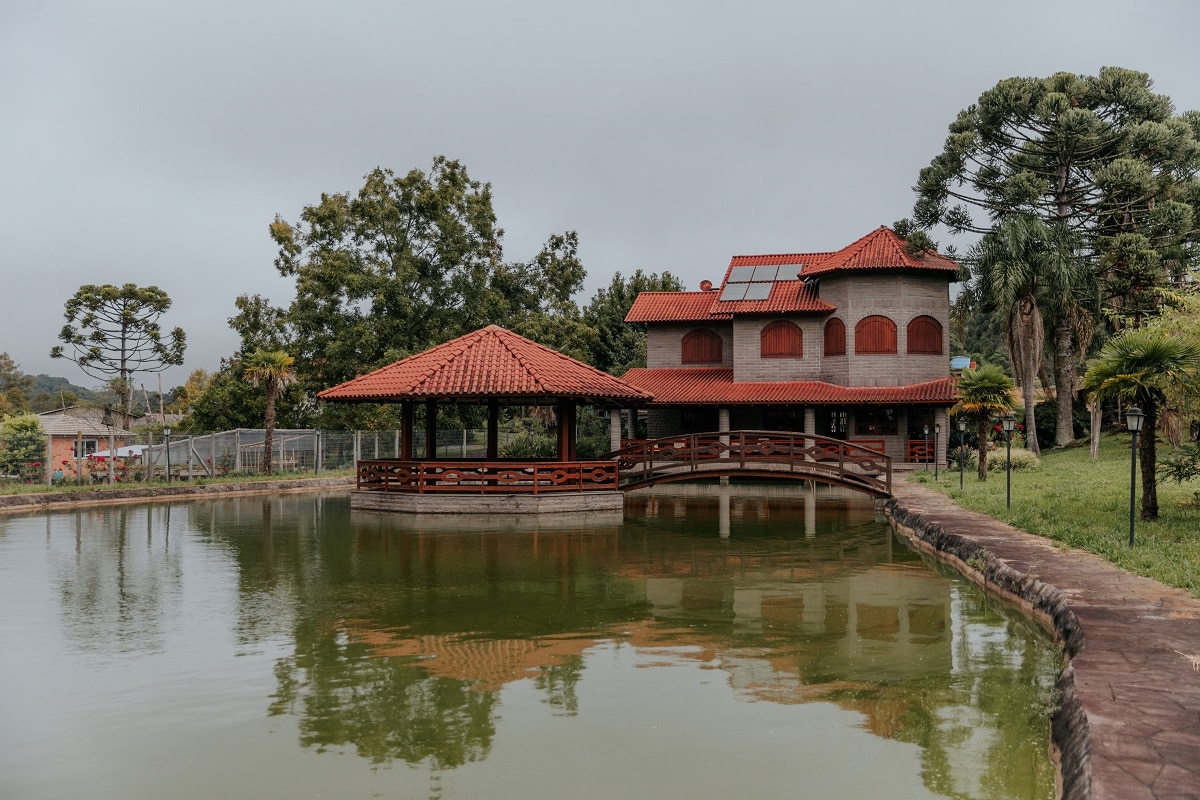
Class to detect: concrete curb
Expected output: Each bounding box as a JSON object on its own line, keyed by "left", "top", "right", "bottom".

{"left": 0, "top": 476, "right": 355, "bottom": 513}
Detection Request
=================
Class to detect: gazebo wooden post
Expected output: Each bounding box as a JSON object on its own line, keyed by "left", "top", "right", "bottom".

{"left": 557, "top": 399, "right": 577, "bottom": 461}
{"left": 401, "top": 401, "right": 414, "bottom": 461}
{"left": 424, "top": 399, "right": 437, "bottom": 460}
{"left": 487, "top": 398, "right": 500, "bottom": 460}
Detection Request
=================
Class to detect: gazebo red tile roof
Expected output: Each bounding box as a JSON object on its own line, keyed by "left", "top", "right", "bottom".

{"left": 620, "top": 367, "right": 957, "bottom": 406}
{"left": 318, "top": 325, "right": 653, "bottom": 405}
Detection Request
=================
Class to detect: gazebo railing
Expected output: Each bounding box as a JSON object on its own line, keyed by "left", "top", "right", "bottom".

{"left": 357, "top": 460, "right": 620, "bottom": 494}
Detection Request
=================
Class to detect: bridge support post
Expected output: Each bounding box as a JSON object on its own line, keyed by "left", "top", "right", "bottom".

{"left": 804, "top": 407, "right": 816, "bottom": 461}
{"left": 718, "top": 407, "right": 730, "bottom": 486}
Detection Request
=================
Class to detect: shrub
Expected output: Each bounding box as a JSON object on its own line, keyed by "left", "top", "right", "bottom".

{"left": 500, "top": 433, "right": 557, "bottom": 459}
{"left": 966, "top": 447, "right": 1041, "bottom": 472}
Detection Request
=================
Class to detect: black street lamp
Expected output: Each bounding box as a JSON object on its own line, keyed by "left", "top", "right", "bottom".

{"left": 923, "top": 424, "right": 930, "bottom": 470}
{"left": 934, "top": 423, "right": 941, "bottom": 480}
{"left": 1001, "top": 414, "right": 1016, "bottom": 509}
{"left": 957, "top": 417, "right": 967, "bottom": 490}
{"left": 1126, "top": 406, "right": 1145, "bottom": 547}
{"left": 163, "top": 426, "right": 172, "bottom": 484}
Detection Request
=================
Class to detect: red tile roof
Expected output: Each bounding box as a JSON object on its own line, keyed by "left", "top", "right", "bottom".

{"left": 712, "top": 280, "right": 836, "bottom": 315}
{"left": 625, "top": 291, "right": 728, "bottom": 323}
{"left": 619, "top": 367, "right": 958, "bottom": 406}
{"left": 802, "top": 226, "right": 958, "bottom": 277}
{"left": 319, "top": 325, "right": 653, "bottom": 404}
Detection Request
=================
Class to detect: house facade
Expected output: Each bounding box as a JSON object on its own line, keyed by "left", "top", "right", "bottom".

{"left": 620, "top": 226, "right": 959, "bottom": 464}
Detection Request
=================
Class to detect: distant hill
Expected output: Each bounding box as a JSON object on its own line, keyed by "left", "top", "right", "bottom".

{"left": 29, "top": 375, "right": 98, "bottom": 412}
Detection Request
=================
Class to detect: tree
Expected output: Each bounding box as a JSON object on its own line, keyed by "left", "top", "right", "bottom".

{"left": 583, "top": 270, "right": 684, "bottom": 375}
{"left": 1083, "top": 328, "right": 1200, "bottom": 520}
{"left": 914, "top": 67, "right": 1200, "bottom": 447}
{"left": 50, "top": 284, "right": 186, "bottom": 429}
{"left": 951, "top": 366, "right": 1015, "bottom": 480}
{"left": 243, "top": 350, "right": 297, "bottom": 475}
{"left": 968, "top": 215, "right": 1085, "bottom": 453}
{"left": 0, "top": 353, "right": 33, "bottom": 417}
{"left": 268, "top": 158, "right": 599, "bottom": 429}
{"left": 0, "top": 413, "right": 47, "bottom": 482}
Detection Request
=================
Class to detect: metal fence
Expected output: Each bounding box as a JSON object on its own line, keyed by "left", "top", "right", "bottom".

{"left": 136, "top": 428, "right": 536, "bottom": 479}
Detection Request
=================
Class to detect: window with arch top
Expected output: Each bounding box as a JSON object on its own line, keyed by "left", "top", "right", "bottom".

{"left": 681, "top": 328, "right": 723, "bottom": 364}
{"left": 906, "top": 315, "right": 943, "bottom": 354}
{"left": 760, "top": 320, "right": 803, "bottom": 358}
{"left": 854, "top": 315, "right": 897, "bottom": 354}
{"left": 823, "top": 318, "right": 846, "bottom": 356}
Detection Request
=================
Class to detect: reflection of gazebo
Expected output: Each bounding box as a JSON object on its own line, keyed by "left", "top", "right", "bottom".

{"left": 318, "top": 325, "right": 653, "bottom": 514}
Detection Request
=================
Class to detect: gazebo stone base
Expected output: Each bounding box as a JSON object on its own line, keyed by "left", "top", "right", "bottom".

{"left": 349, "top": 490, "right": 625, "bottom": 515}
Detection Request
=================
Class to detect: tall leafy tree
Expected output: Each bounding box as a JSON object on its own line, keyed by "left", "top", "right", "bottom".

{"left": 914, "top": 67, "right": 1200, "bottom": 447}
{"left": 1083, "top": 329, "right": 1200, "bottom": 520}
{"left": 583, "top": 270, "right": 684, "bottom": 375}
{"left": 49, "top": 284, "right": 186, "bottom": 429}
{"left": 270, "top": 158, "right": 589, "bottom": 394}
{"left": 243, "top": 350, "right": 297, "bottom": 476}
{"left": 951, "top": 365, "right": 1015, "bottom": 480}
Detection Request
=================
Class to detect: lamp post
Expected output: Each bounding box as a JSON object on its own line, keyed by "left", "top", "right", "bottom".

{"left": 957, "top": 417, "right": 967, "bottom": 490}
{"left": 163, "top": 426, "right": 172, "bottom": 484}
{"left": 1126, "top": 406, "right": 1145, "bottom": 547}
{"left": 934, "top": 423, "right": 941, "bottom": 480}
{"left": 1001, "top": 414, "right": 1015, "bottom": 509}
{"left": 923, "top": 424, "right": 930, "bottom": 470}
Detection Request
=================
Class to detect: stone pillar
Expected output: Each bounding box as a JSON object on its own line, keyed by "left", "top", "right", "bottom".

{"left": 718, "top": 406, "right": 731, "bottom": 485}
{"left": 609, "top": 409, "right": 622, "bottom": 454}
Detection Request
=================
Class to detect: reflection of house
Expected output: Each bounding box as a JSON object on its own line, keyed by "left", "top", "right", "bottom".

{"left": 38, "top": 408, "right": 129, "bottom": 476}
{"left": 621, "top": 227, "right": 959, "bottom": 463}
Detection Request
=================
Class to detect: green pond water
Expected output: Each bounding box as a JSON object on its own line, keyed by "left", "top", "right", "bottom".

{"left": 0, "top": 485, "right": 1059, "bottom": 799}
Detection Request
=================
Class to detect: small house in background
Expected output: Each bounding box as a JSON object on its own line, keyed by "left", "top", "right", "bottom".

{"left": 37, "top": 408, "right": 130, "bottom": 480}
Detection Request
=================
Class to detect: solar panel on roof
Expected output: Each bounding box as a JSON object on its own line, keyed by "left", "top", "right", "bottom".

{"left": 742, "top": 282, "right": 773, "bottom": 301}
{"left": 727, "top": 266, "right": 756, "bottom": 283}
{"left": 751, "top": 265, "right": 780, "bottom": 282}
{"left": 719, "top": 283, "right": 749, "bottom": 301}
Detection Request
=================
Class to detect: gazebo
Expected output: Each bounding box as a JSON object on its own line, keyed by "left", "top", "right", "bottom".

{"left": 317, "top": 325, "right": 653, "bottom": 514}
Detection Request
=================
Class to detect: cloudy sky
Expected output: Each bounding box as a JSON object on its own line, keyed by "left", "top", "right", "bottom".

{"left": 3, "top": 0, "right": 1199, "bottom": 392}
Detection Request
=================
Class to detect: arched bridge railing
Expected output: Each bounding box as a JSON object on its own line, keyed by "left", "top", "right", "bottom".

{"left": 610, "top": 430, "right": 892, "bottom": 496}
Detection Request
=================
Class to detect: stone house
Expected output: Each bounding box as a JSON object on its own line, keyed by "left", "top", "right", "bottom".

{"left": 620, "top": 226, "right": 959, "bottom": 464}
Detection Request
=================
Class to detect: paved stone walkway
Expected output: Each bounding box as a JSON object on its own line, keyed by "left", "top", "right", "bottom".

{"left": 888, "top": 477, "right": 1200, "bottom": 800}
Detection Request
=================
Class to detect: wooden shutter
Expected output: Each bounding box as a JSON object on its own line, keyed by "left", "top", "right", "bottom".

{"left": 682, "top": 329, "right": 723, "bottom": 364}
{"left": 906, "top": 316, "right": 943, "bottom": 354}
{"left": 760, "top": 320, "right": 803, "bottom": 358}
{"left": 823, "top": 318, "right": 846, "bottom": 356}
{"left": 854, "top": 316, "right": 897, "bottom": 354}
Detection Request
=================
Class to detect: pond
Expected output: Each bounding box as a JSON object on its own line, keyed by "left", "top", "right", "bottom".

{"left": 0, "top": 484, "right": 1059, "bottom": 799}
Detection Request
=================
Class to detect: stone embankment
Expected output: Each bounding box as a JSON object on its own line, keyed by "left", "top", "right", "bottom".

{"left": 886, "top": 477, "right": 1200, "bottom": 800}
{"left": 0, "top": 476, "right": 355, "bottom": 513}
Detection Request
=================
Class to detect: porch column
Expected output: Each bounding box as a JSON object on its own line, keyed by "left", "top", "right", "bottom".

{"left": 556, "top": 399, "right": 577, "bottom": 461}
{"left": 487, "top": 398, "right": 500, "bottom": 460}
{"left": 424, "top": 399, "right": 438, "bottom": 460}
{"left": 400, "top": 401, "right": 413, "bottom": 461}
{"left": 935, "top": 407, "right": 949, "bottom": 468}
{"left": 609, "top": 409, "right": 621, "bottom": 454}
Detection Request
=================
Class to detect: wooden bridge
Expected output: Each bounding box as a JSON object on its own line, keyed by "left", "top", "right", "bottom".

{"left": 610, "top": 430, "right": 892, "bottom": 497}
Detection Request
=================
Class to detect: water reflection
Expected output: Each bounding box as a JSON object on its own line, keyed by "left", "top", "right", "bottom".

{"left": 0, "top": 486, "right": 1057, "bottom": 800}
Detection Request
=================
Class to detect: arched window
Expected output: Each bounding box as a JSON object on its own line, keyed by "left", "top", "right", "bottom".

{"left": 906, "top": 315, "right": 943, "bottom": 354}
{"left": 760, "top": 320, "right": 803, "bottom": 358}
{"left": 854, "top": 315, "right": 897, "bottom": 354}
{"left": 682, "top": 329, "right": 723, "bottom": 364}
{"left": 823, "top": 318, "right": 846, "bottom": 356}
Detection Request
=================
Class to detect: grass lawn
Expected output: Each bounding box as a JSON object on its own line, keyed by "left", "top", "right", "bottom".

{"left": 908, "top": 433, "right": 1200, "bottom": 598}
{"left": 0, "top": 468, "right": 354, "bottom": 496}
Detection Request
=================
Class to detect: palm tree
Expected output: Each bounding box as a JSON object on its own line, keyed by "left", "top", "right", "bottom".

{"left": 1083, "top": 329, "right": 1200, "bottom": 520}
{"left": 951, "top": 365, "right": 1015, "bottom": 481}
{"left": 243, "top": 349, "right": 297, "bottom": 476}
{"left": 971, "top": 215, "right": 1084, "bottom": 454}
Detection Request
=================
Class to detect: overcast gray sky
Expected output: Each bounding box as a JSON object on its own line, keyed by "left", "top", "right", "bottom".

{"left": 4, "top": 0, "right": 1199, "bottom": 392}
